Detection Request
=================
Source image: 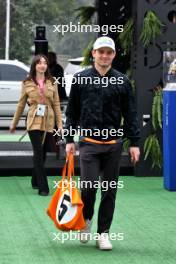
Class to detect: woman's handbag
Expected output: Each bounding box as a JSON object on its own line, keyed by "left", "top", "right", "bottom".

{"left": 47, "top": 153, "right": 85, "bottom": 231}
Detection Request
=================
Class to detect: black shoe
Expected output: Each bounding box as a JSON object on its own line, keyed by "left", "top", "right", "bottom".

{"left": 38, "top": 191, "right": 49, "bottom": 196}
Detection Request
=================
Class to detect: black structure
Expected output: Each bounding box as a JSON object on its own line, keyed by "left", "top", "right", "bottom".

{"left": 96, "top": 0, "right": 132, "bottom": 73}
{"left": 96, "top": 0, "right": 176, "bottom": 176}
{"left": 131, "top": 0, "right": 176, "bottom": 176}
{"left": 34, "top": 26, "right": 48, "bottom": 56}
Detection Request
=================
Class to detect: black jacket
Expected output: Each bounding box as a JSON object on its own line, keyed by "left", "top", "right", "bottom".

{"left": 49, "top": 63, "right": 67, "bottom": 101}
{"left": 65, "top": 67, "right": 140, "bottom": 146}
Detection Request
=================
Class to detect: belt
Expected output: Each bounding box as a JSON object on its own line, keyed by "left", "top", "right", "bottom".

{"left": 18, "top": 104, "right": 49, "bottom": 145}
{"left": 83, "top": 137, "right": 118, "bottom": 144}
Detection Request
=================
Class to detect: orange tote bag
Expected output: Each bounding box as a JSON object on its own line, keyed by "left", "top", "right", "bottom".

{"left": 47, "top": 153, "right": 86, "bottom": 231}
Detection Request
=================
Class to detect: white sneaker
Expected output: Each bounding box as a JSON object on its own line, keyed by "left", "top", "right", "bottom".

{"left": 96, "top": 233, "right": 113, "bottom": 250}
{"left": 79, "top": 219, "right": 92, "bottom": 243}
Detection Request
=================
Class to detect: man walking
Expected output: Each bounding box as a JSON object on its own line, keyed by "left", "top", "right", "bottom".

{"left": 65, "top": 36, "right": 140, "bottom": 250}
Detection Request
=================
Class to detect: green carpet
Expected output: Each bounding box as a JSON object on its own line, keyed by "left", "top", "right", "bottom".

{"left": 0, "top": 176, "right": 175, "bottom": 264}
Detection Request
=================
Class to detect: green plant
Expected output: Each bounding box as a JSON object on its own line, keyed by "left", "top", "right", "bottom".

{"left": 123, "top": 138, "right": 130, "bottom": 152}
{"left": 75, "top": 6, "right": 97, "bottom": 24}
{"left": 81, "top": 41, "right": 94, "bottom": 66}
{"left": 140, "top": 11, "right": 163, "bottom": 47}
{"left": 75, "top": 5, "right": 96, "bottom": 66}
{"left": 144, "top": 134, "right": 162, "bottom": 169}
{"left": 119, "top": 18, "right": 134, "bottom": 55}
{"left": 143, "top": 85, "right": 163, "bottom": 169}
{"left": 152, "top": 87, "right": 163, "bottom": 131}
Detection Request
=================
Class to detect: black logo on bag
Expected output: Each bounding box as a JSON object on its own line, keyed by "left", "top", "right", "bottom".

{"left": 58, "top": 194, "right": 71, "bottom": 221}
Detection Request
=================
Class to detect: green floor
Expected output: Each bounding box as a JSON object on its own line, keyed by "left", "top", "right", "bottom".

{"left": 0, "top": 176, "right": 176, "bottom": 264}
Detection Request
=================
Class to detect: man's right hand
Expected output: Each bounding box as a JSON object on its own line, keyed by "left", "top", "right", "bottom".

{"left": 9, "top": 125, "right": 15, "bottom": 133}
{"left": 66, "top": 143, "right": 76, "bottom": 156}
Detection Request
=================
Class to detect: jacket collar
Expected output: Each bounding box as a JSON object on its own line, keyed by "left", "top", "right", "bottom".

{"left": 24, "top": 79, "right": 52, "bottom": 87}
{"left": 92, "top": 66, "right": 113, "bottom": 77}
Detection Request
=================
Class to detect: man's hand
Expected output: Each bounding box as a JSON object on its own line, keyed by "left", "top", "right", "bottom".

{"left": 57, "top": 127, "right": 63, "bottom": 138}
{"left": 66, "top": 143, "right": 76, "bottom": 156}
{"left": 9, "top": 125, "right": 16, "bottom": 133}
{"left": 129, "top": 147, "right": 140, "bottom": 165}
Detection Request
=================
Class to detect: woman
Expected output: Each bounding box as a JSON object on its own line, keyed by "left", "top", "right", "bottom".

{"left": 10, "top": 54, "right": 63, "bottom": 196}
{"left": 48, "top": 51, "right": 67, "bottom": 101}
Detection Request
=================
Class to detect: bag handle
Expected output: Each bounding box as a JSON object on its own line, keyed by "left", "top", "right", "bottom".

{"left": 62, "top": 153, "right": 74, "bottom": 181}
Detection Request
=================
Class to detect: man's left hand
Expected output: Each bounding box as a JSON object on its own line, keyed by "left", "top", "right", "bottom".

{"left": 129, "top": 147, "right": 140, "bottom": 165}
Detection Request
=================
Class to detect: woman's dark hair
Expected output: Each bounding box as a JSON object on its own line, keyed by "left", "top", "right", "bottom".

{"left": 24, "top": 54, "right": 54, "bottom": 84}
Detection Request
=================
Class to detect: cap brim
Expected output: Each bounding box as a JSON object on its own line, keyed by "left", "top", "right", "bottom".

{"left": 93, "top": 44, "right": 115, "bottom": 51}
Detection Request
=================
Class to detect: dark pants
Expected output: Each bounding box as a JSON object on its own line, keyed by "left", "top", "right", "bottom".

{"left": 79, "top": 141, "right": 123, "bottom": 234}
{"left": 28, "top": 130, "right": 53, "bottom": 193}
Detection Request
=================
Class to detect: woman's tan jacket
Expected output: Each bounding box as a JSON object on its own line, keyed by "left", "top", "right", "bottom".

{"left": 11, "top": 79, "right": 62, "bottom": 132}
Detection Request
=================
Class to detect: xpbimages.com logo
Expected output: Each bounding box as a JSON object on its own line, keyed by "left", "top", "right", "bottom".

{"left": 53, "top": 75, "right": 124, "bottom": 88}
{"left": 51, "top": 231, "right": 124, "bottom": 244}
{"left": 53, "top": 22, "right": 123, "bottom": 36}
{"left": 53, "top": 127, "right": 124, "bottom": 140}
{"left": 53, "top": 179, "right": 124, "bottom": 192}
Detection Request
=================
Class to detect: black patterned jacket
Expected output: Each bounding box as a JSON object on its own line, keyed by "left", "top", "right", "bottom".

{"left": 65, "top": 67, "right": 140, "bottom": 146}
